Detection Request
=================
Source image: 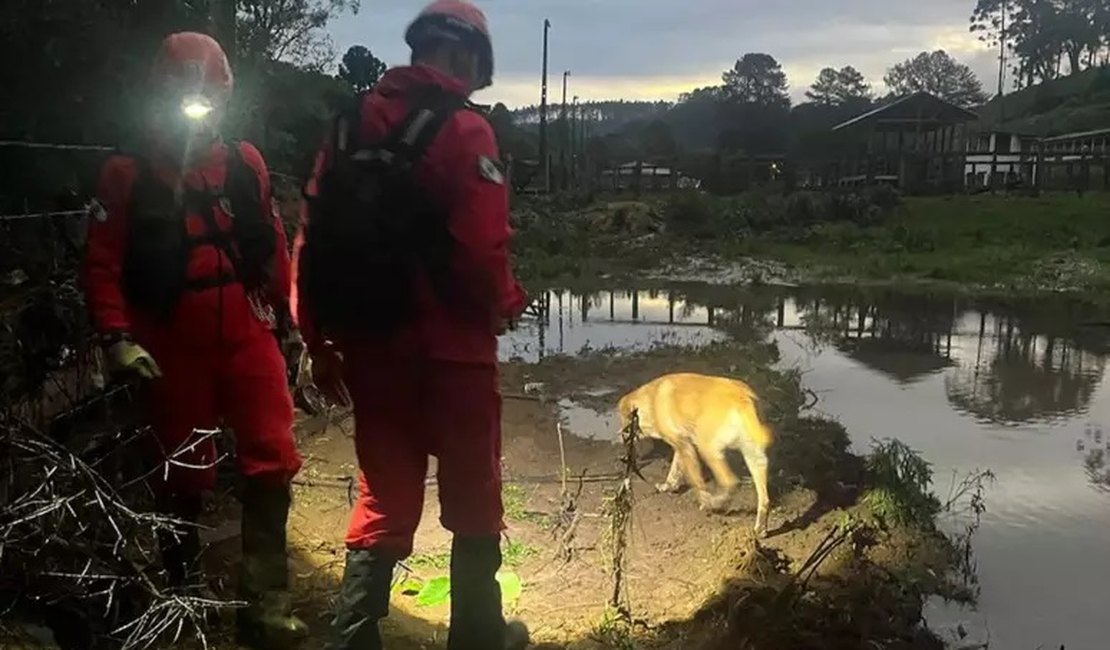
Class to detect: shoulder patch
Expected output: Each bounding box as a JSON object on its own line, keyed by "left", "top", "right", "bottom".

{"left": 478, "top": 155, "right": 504, "bottom": 185}
{"left": 86, "top": 198, "right": 108, "bottom": 223}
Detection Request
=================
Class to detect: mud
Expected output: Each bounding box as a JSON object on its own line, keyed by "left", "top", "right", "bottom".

{"left": 178, "top": 331, "right": 956, "bottom": 650}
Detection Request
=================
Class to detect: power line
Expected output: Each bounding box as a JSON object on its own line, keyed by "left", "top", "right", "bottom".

{"left": 0, "top": 209, "right": 88, "bottom": 222}
{"left": 0, "top": 140, "right": 114, "bottom": 152}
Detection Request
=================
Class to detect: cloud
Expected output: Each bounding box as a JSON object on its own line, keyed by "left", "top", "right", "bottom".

{"left": 327, "top": 1, "right": 1000, "bottom": 107}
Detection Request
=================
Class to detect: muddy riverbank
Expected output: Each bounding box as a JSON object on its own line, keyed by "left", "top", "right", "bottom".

{"left": 176, "top": 284, "right": 1001, "bottom": 650}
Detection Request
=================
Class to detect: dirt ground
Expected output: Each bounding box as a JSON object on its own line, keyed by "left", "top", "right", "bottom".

{"left": 189, "top": 343, "right": 953, "bottom": 650}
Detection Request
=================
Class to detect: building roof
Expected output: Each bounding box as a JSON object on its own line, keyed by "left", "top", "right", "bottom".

{"left": 832, "top": 92, "right": 979, "bottom": 132}
{"left": 1042, "top": 127, "right": 1110, "bottom": 143}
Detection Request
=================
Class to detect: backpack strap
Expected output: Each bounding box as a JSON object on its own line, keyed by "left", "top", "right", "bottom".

{"left": 343, "top": 86, "right": 467, "bottom": 173}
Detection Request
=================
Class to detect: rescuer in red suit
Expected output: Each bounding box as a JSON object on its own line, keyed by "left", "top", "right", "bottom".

{"left": 291, "top": 1, "right": 530, "bottom": 648}
{"left": 81, "top": 31, "right": 307, "bottom": 648}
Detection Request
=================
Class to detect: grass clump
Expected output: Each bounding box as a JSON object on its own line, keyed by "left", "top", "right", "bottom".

{"left": 862, "top": 438, "right": 941, "bottom": 529}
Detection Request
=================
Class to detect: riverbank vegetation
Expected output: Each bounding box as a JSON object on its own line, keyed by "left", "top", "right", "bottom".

{"left": 513, "top": 190, "right": 1110, "bottom": 293}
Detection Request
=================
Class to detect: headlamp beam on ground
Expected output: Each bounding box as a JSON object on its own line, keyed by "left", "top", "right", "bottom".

{"left": 182, "top": 96, "right": 214, "bottom": 121}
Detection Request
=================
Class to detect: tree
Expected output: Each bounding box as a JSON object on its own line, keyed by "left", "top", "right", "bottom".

{"left": 970, "top": 0, "right": 1108, "bottom": 89}
{"left": 806, "top": 66, "right": 873, "bottom": 106}
{"left": 639, "top": 120, "right": 677, "bottom": 159}
{"left": 884, "top": 50, "right": 990, "bottom": 107}
{"left": 722, "top": 53, "right": 790, "bottom": 107}
{"left": 338, "top": 45, "right": 385, "bottom": 91}
{"left": 238, "top": 0, "right": 360, "bottom": 69}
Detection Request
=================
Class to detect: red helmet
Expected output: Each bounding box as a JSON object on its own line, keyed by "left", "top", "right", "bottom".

{"left": 405, "top": 0, "right": 494, "bottom": 89}
{"left": 150, "top": 32, "right": 234, "bottom": 104}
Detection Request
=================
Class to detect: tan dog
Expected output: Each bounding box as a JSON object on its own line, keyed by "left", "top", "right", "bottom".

{"left": 617, "top": 373, "right": 774, "bottom": 537}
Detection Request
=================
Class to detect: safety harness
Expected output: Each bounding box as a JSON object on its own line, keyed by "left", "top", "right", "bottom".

{"left": 121, "top": 142, "right": 276, "bottom": 321}
{"left": 298, "top": 85, "right": 466, "bottom": 338}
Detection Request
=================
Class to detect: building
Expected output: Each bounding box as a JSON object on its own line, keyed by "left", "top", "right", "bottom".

{"left": 599, "top": 161, "right": 700, "bottom": 191}
{"left": 961, "top": 126, "right": 1110, "bottom": 191}
{"left": 964, "top": 130, "right": 1040, "bottom": 188}
{"left": 825, "top": 92, "right": 978, "bottom": 194}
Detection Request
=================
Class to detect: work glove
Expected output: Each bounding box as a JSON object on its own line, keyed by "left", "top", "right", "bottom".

{"left": 310, "top": 343, "right": 351, "bottom": 409}
{"left": 105, "top": 338, "right": 162, "bottom": 380}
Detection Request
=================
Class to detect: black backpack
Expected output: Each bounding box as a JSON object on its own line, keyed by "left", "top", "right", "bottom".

{"left": 298, "top": 86, "right": 465, "bottom": 338}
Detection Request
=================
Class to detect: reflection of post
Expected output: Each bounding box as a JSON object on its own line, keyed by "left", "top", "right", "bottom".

{"left": 975, "top": 312, "right": 986, "bottom": 373}
{"left": 609, "top": 291, "right": 615, "bottom": 320}
{"left": 581, "top": 294, "right": 589, "bottom": 322}
{"left": 538, "top": 307, "right": 546, "bottom": 359}
{"left": 857, "top": 305, "right": 867, "bottom": 338}
{"left": 632, "top": 290, "right": 639, "bottom": 321}
{"left": 668, "top": 291, "right": 675, "bottom": 324}
{"left": 777, "top": 298, "right": 785, "bottom": 328}
{"left": 707, "top": 306, "right": 715, "bottom": 326}
{"left": 557, "top": 291, "right": 565, "bottom": 354}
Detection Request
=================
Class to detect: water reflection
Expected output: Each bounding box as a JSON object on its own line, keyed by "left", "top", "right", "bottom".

{"left": 504, "top": 283, "right": 1110, "bottom": 647}
{"left": 1078, "top": 424, "right": 1110, "bottom": 491}
{"left": 510, "top": 286, "right": 1110, "bottom": 429}
{"left": 499, "top": 288, "right": 726, "bottom": 362}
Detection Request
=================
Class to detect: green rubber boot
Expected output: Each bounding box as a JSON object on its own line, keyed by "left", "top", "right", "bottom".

{"left": 235, "top": 479, "right": 309, "bottom": 649}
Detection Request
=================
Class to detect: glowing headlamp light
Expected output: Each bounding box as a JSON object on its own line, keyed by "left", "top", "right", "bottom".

{"left": 182, "top": 96, "right": 214, "bottom": 121}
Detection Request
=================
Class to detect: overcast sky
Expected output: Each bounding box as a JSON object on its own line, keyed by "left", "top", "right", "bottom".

{"left": 326, "top": 0, "right": 1001, "bottom": 108}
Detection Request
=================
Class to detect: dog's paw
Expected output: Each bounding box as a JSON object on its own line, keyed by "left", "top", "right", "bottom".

{"left": 753, "top": 512, "right": 770, "bottom": 538}
{"left": 655, "top": 481, "right": 681, "bottom": 494}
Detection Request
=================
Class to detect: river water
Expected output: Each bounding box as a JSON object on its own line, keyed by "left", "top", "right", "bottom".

{"left": 500, "top": 284, "right": 1110, "bottom": 649}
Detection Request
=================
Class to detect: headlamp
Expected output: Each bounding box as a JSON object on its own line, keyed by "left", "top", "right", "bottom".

{"left": 182, "top": 96, "right": 214, "bottom": 121}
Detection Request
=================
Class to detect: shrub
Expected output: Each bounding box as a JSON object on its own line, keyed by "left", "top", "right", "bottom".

{"left": 863, "top": 439, "right": 941, "bottom": 529}
{"left": 662, "top": 191, "right": 719, "bottom": 239}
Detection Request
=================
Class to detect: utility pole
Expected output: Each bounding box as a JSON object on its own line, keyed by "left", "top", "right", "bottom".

{"left": 997, "top": 0, "right": 1007, "bottom": 122}
{"left": 561, "top": 71, "right": 570, "bottom": 124}
{"left": 570, "top": 95, "right": 579, "bottom": 156}
{"left": 560, "top": 71, "right": 570, "bottom": 191}
{"left": 571, "top": 96, "right": 580, "bottom": 188}
{"left": 539, "top": 19, "right": 551, "bottom": 193}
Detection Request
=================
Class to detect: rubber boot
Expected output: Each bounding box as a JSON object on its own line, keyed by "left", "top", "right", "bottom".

{"left": 235, "top": 479, "right": 309, "bottom": 649}
{"left": 157, "top": 493, "right": 221, "bottom": 627}
{"left": 447, "top": 536, "right": 531, "bottom": 650}
{"left": 326, "top": 549, "right": 395, "bottom": 650}
{"left": 156, "top": 493, "right": 203, "bottom": 589}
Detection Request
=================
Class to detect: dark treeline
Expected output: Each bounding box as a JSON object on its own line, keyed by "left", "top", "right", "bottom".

{"left": 497, "top": 47, "right": 989, "bottom": 187}
{"left": 0, "top": 0, "right": 383, "bottom": 213}
{"left": 971, "top": 0, "right": 1110, "bottom": 88}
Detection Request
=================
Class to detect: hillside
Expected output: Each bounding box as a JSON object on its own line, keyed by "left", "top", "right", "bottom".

{"left": 979, "top": 66, "right": 1110, "bottom": 136}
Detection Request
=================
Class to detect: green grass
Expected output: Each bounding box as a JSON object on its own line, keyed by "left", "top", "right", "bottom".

{"left": 408, "top": 551, "right": 451, "bottom": 570}
{"left": 502, "top": 483, "right": 530, "bottom": 521}
{"left": 513, "top": 191, "right": 1110, "bottom": 292}
{"left": 407, "top": 539, "right": 537, "bottom": 574}
{"left": 502, "top": 538, "right": 539, "bottom": 568}
{"left": 757, "top": 193, "right": 1110, "bottom": 288}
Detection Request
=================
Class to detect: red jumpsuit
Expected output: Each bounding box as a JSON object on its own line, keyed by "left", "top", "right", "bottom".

{"left": 83, "top": 141, "right": 303, "bottom": 496}
{"left": 292, "top": 65, "right": 527, "bottom": 558}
